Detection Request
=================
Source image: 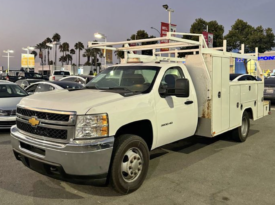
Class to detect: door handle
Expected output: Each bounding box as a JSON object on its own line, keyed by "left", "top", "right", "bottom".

{"left": 218, "top": 92, "right": 221, "bottom": 98}
{"left": 185, "top": 100, "right": 193, "bottom": 105}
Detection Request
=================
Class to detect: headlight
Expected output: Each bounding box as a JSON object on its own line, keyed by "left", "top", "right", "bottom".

{"left": 75, "top": 114, "right": 109, "bottom": 139}
{"left": 0, "top": 110, "right": 8, "bottom": 116}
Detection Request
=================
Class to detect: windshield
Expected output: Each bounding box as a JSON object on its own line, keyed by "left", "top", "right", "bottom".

{"left": 0, "top": 84, "right": 28, "bottom": 97}
{"left": 54, "top": 71, "right": 70, "bottom": 75}
{"left": 25, "top": 73, "right": 43, "bottom": 78}
{"left": 86, "top": 66, "right": 160, "bottom": 93}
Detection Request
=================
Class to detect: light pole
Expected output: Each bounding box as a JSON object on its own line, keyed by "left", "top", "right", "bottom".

{"left": 163, "top": 4, "right": 174, "bottom": 59}
{"left": 22, "top": 47, "right": 34, "bottom": 72}
{"left": 150, "top": 27, "right": 161, "bottom": 36}
{"left": 94, "top": 32, "right": 107, "bottom": 74}
{"left": 2, "top": 50, "right": 14, "bottom": 73}
{"left": 47, "top": 41, "right": 60, "bottom": 71}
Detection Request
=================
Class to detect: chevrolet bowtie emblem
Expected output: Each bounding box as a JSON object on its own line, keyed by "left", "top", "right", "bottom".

{"left": 28, "top": 117, "right": 40, "bottom": 127}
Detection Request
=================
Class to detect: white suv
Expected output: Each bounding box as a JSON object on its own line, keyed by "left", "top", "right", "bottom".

{"left": 49, "top": 70, "right": 71, "bottom": 81}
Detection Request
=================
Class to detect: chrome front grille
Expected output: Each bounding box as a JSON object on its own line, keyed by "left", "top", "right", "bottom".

{"left": 16, "top": 106, "right": 76, "bottom": 142}
{"left": 17, "top": 107, "right": 70, "bottom": 122}
{"left": 17, "top": 120, "right": 67, "bottom": 140}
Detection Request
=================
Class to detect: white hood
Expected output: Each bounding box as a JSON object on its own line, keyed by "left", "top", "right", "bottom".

{"left": 1, "top": 97, "right": 24, "bottom": 110}
{"left": 18, "top": 89, "right": 125, "bottom": 114}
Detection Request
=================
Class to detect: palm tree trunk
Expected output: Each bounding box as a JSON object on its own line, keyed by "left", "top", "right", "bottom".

{"left": 48, "top": 49, "right": 50, "bottom": 70}
{"left": 78, "top": 50, "right": 80, "bottom": 66}
{"left": 94, "top": 54, "right": 97, "bottom": 72}
{"left": 55, "top": 45, "right": 57, "bottom": 70}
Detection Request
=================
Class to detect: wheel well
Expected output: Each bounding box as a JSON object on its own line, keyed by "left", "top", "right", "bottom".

{"left": 115, "top": 120, "right": 153, "bottom": 150}
{"left": 244, "top": 108, "right": 253, "bottom": 120}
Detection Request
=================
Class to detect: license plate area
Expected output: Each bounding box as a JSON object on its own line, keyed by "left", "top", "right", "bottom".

{"left": 20, "top": 142, "right": 45, "bottom": 156}
{"left": 266, "top": 89, "right": 274, "bottom": 94}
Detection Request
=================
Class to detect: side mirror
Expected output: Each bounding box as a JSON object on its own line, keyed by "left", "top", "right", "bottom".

{"left": 166, "top": 79, "right": 189, "bottom": 97}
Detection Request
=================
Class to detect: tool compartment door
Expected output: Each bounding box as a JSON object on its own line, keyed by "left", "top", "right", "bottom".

{"left": 212, "top": 56, "right": 230, "bottom": 135}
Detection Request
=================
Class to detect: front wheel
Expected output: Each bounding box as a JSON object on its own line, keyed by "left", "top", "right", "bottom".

{"left": 110, "top": 134, "right": 149, "bottom": 194}
{"left": 232, "top": 111, "right": 250, "bottom": 142}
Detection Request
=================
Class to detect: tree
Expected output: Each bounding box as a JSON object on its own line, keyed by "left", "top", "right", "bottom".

{"left": 178, "top": 18, "right": 224, "bottom": 57}
{"left": 52, "top": 33, "right": 61, "bottom": 42}
{"left": 31, "top": 51, "right": 37, "bottom": 59}
{"left": 115, "top": 30, "right": 157, "bottom": 60}
{"left": 130, "top": 30, "right": 157, "bottom": 56}
{"left": 74, "top": 42, "right": 84, "bottom": 66}
{"left": 82, "top": 42, "right": 103, "bottom": 69}
{"left": 59, "top": 56, "right": 65, "bottom": 64}
{"left": 52, "top": 33, "right": 61, "bottom": 68}
{"left": 43, "top": 37, "right": 52, "bottom": 65}
{"left": 225, "top": 19, "right": 275, "bottom": 53}
{"left": 66, "top": 54, "right": 72, "bottom": 65}
{"left": 35, "top": 43, "right": 45, "bottom": 66}
{"left": 225, "top": 19, "right": 275, "bottom": 72}
{"left": 70, "top": 49, "right": 76, "bottom": 65}
{"left": 59, "top": 42, "right": 70, "bottom": 66}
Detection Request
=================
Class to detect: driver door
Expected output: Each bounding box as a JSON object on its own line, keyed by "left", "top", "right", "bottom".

{"left": 154, "top": 66, "right": 197, "bottom": 147}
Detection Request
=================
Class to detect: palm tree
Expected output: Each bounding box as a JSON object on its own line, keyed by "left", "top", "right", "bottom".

{"left": 74, "top": 42, "right": 84, "bottom": 66}
{"left": 52, "top": 33, "right": 61, "bottom": 68}
{"left": 70, "top": 49, "right": 75, "bottom": 65}
{"left": 82, "top": 43, "right": 103, "bottom": 70}
{"left": 59, "top": 56, "right": 65, "bottom": 64}
{"left": 59, "top": 44, "right": 64, "bottom": 66}
{"left": 35, "top": 43, "right": 45, "bottom": 66}
{"left": 43, "top": 37, "right": 52, "bottom": 65}
{"left": 31, "top": 51, "right": 37, "bottom": 59}
{"left": 66, "top": 54, "right": 72, "bottom": 65}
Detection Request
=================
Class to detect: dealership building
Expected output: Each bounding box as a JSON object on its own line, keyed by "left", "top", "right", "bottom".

{"left": 258, "top": 51, "right": 275, "bottom": 73}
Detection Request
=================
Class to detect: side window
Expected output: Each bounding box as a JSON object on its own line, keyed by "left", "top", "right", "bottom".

{"left": 26, "top": 84, "right": 38, "bottom": 93}
{"left": 62, "top": 77, "right": 75, "bottom": 82}
{"left": 35, "top": 84, "right": 54, "bottom": 92}
{"left": 248, "top": 76, "right": 257, "bottom": 81}
{"left": 159, "top": 67, "right": 184, "bottom": 90}
{"left": 238, "top": 76, "right": 247, "bottom": 81}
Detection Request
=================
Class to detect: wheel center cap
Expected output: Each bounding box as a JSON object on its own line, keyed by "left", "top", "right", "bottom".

{"left": 132, "top": 160, "right": 139, "bottom": 172}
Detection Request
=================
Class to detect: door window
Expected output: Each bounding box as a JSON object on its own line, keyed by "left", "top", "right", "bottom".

{"left": 35, "top": 84, "right": 55, "bottom": 92}
{"left": 159, "top": 67, "right": 184, "bottom": 91}
{"left": 26, "top": 84, "right": 38, "bottom": 93}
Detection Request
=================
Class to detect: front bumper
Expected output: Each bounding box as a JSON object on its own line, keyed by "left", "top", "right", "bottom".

{"left": 10, "top": 125, "right": 114, "bottom": 184}
{"left": 0, "top": 116, "right": 16, "bottom": 129}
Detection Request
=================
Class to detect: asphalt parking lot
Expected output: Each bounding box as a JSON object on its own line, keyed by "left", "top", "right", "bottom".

{"left": 1, "top": 110, "right": 275, "bottom": 205}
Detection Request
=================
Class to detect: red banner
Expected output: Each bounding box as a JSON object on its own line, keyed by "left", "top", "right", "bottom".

{"left": 160, "top": 22, "right": 177, "bottom": 51}
{"left": 202, "top": 31, "right": 213, "bottom": 48}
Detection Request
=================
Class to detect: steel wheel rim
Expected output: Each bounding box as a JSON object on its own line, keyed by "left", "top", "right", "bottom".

{"left": 121, "top": 147, "right": 143, "bottom": 183}
{"left": 241, "top": 117, "right": 248, "bottom": 136}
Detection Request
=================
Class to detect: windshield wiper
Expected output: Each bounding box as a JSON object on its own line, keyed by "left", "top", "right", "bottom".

{"left": 108, "top": 87, "right": 133, "bottom": 92}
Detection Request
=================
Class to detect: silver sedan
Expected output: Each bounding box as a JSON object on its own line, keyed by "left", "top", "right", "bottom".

{"left": 0, "top": 80, "right": 28, "bottom": 129}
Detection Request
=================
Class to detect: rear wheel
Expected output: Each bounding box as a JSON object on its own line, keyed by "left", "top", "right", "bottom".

{"left": 110, "top": 134, "right": 149, "bottom": 194}
{"left": 232, "top": 111, "right": 250, "bottom": 142}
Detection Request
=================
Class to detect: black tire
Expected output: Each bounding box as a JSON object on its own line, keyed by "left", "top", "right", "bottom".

{"left": 110, "top": 134, "right": 149, "bottom": 194}
{"left": 232, "top": 111, "right": 250, "bottom": 142}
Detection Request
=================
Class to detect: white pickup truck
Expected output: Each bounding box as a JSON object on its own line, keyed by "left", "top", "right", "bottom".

{"left": 10, "top": 33, "right": 270, "bottom": 194}
{"left": 49, "top": 70, "right": 71, "bottom": 81}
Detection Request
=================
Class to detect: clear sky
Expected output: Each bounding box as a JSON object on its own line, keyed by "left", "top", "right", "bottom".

{"left": 0, "top": 0, "right": 274, "bottom": 69}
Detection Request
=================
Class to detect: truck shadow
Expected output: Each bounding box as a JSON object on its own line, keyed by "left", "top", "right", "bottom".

{"left": 0, "top": 129, "right": 259, "bottom": 199}
{"left": 146, "top": 129, "right": 259, "bottom": 179}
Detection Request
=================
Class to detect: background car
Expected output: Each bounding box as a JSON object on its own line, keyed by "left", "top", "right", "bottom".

{"left": 25, "top": 81, "right": 84, "bottom": 94}
{"left": 16, "top": 79, "right": 45, "bottom": 89}
{"left": 5, "top": 71, "right": 48, "bottom": 82}
{"left": 264, "top": 78, "right": 275, "bottom": 103}
{"left": 59, "top": 75, "right": 94, "bottom": 85}
{"left": 49, "top": 70, "right": 71, "bottom": 81}
{"left": 230, "top": 74, "right": 259, "bottom": 81}
{"left": 0, "top": 80, "right": 28, "bottom": 129}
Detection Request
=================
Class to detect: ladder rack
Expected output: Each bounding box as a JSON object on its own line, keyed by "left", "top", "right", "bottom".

{"left": 88, "top": 32, "right": 259, "bottom": 63}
